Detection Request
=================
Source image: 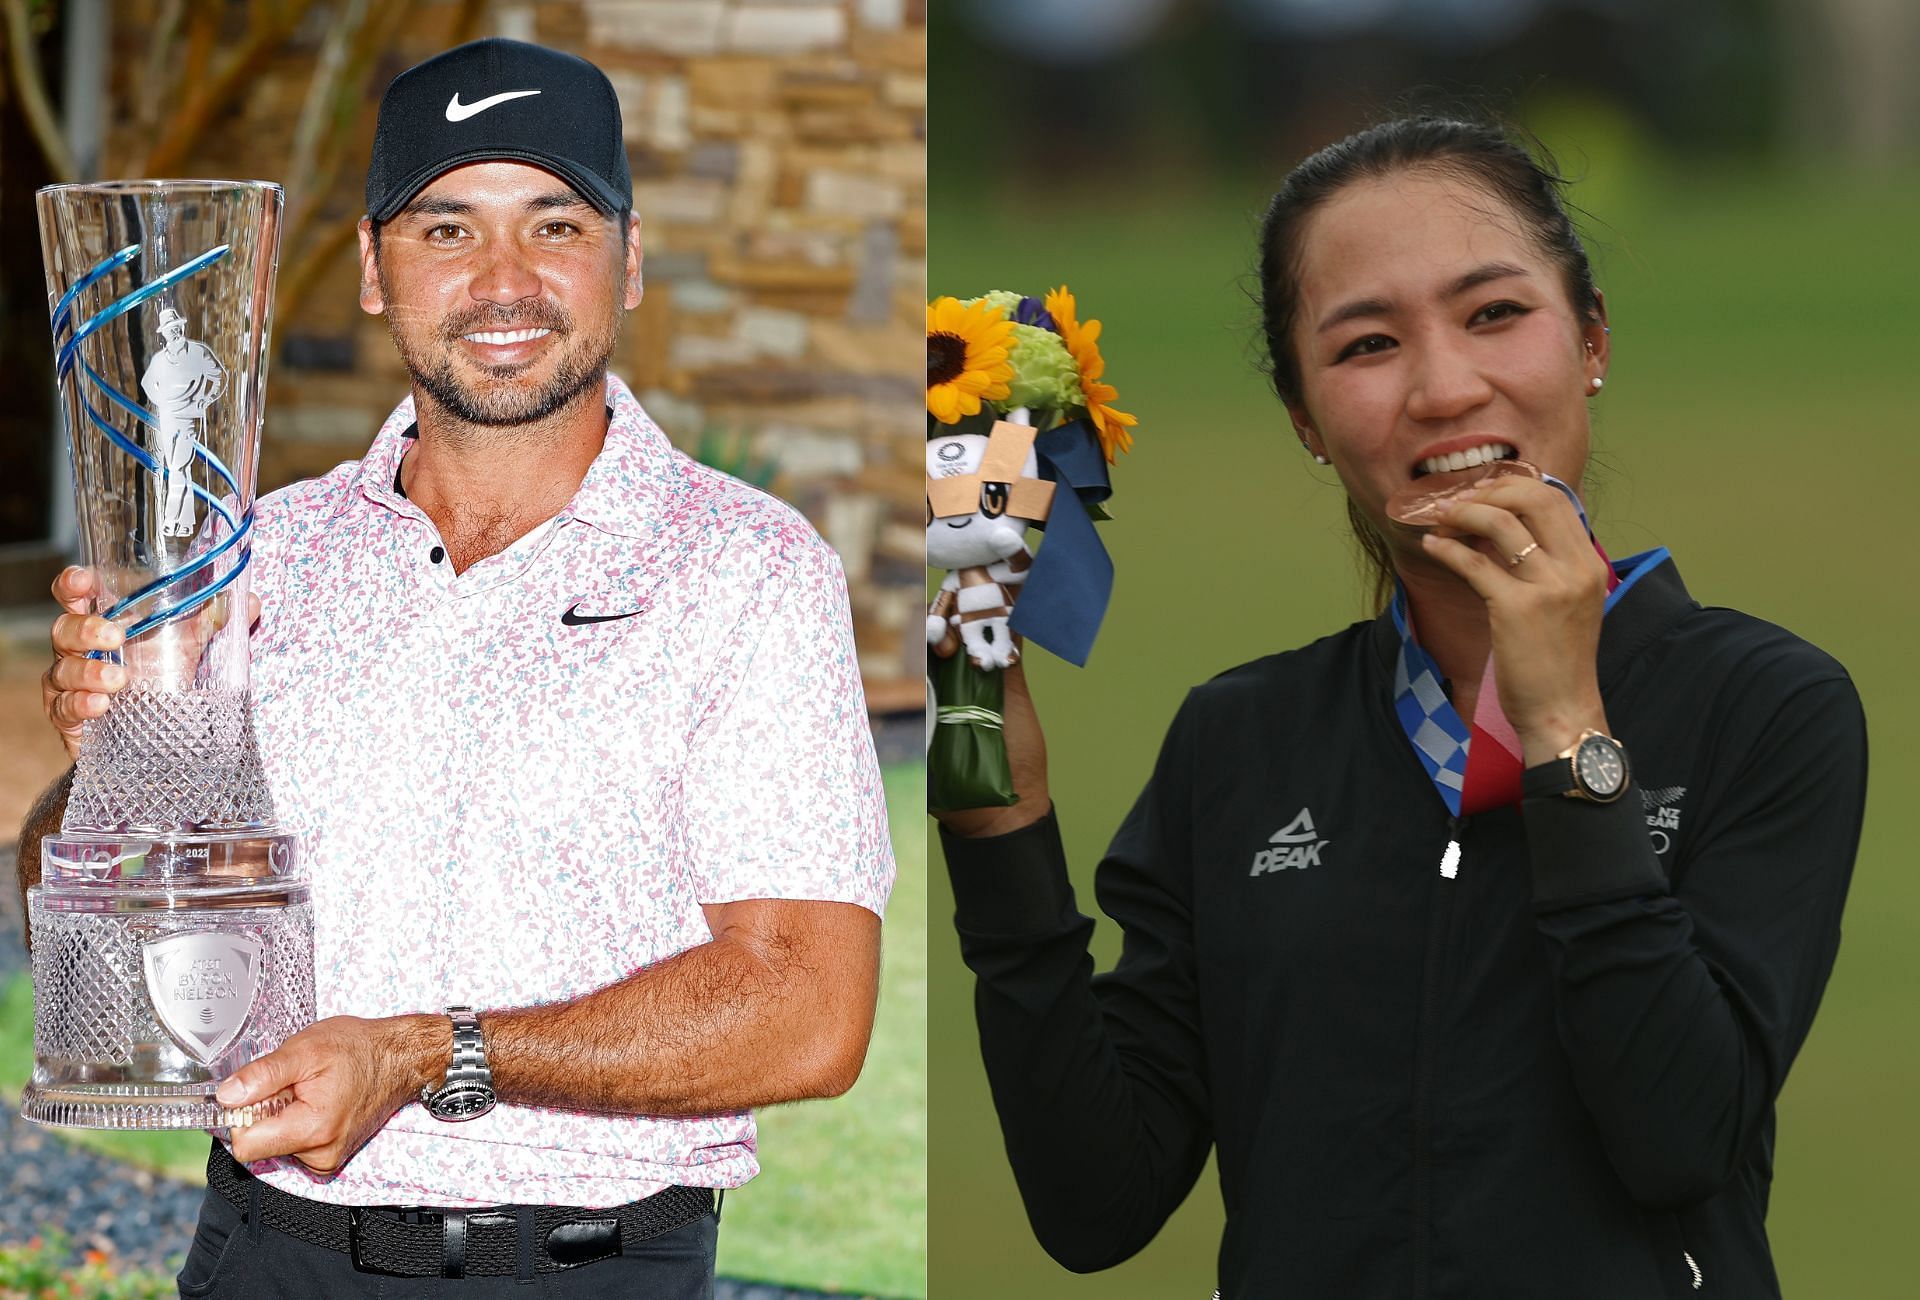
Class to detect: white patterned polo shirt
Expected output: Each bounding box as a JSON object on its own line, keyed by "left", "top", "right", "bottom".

{"left": 239, "top": 374, "right": 894, "bottom": 1208}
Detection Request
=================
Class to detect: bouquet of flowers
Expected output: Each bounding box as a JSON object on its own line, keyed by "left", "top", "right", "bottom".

{"left": 926, "top": 287, "right": 1135, "bottom": 811}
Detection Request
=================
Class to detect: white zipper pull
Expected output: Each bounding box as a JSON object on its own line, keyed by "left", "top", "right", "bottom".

{"left": 1684, "top": 1249, "right": 1702, "bottom": 1289}
{"left": 1440, "top": 816, "right": 1465, "bottom": 879}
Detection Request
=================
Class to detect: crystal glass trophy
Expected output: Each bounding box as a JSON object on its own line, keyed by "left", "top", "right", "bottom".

{"left": 25, "top": 181, "right": 312, "bottom": 1130}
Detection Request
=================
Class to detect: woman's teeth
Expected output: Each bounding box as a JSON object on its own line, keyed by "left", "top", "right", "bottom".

{"left": 1417, "top": 442, "right": 1515, "bottom": 477}
{"left": 463, "top": 328, "right": 551, "bottom": 345}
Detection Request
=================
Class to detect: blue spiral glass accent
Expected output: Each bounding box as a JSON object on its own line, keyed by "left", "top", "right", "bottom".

{"left": 52, "top": 242, "right": 251, "bottom": 639}
{"left": 54, "top": 244, "right": 229, "bottom": 374}
{"left": 106, "top": 511, "right": 254, "bottom": 636}
{"left": 51, "top": 244, "right": 141, "bottom": 341}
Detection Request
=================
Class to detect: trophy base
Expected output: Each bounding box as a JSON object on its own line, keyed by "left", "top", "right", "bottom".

{"left": 20, "top": 1082, "right": 287, "bottom": 1131}
{"left": 25, "top": 829, "right": 313, "bottom": 1134}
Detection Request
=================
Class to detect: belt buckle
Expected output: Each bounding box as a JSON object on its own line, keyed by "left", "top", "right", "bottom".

{"left": 347, "top": 1205, "right": 413, "bottom": 1276}
{"left": 348, "top": 1204, "right": 517, "bottom": 1279}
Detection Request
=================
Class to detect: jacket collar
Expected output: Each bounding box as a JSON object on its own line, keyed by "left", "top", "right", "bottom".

{"left": 1592, "top": 548, "right": 1695, "bottom": 685}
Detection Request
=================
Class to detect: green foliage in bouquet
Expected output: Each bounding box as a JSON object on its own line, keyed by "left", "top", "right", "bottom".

{"left": 966, "top": 291, "right": 1085, "bottom": 415}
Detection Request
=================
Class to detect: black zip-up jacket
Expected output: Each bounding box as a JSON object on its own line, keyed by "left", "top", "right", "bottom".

{"left": 942, "top": 555, "right": 1867, "bottom": 1298}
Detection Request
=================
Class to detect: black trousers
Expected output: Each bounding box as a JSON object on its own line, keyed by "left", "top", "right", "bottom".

{"left": 175, "top": 1181, "right": 719, "bottom": 1298}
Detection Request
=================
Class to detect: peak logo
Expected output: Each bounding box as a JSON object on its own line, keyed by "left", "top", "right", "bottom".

{"left": 1250, "top": 808, "right": 1330, "bottom": 875}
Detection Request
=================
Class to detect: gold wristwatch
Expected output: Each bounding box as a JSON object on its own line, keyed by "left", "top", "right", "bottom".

{"left": 1521, "top": 729, "right": 1630, "bottom": 804}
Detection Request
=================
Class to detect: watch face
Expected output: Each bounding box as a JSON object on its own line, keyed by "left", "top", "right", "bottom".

{"left": 432, "top": 1083, "right": 496, "bottom": 1120}
{"left": 1576, "top": 736, "right": 1627, "bottom": 798}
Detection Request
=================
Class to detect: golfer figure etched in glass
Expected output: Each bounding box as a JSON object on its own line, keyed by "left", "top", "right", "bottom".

{"left": 24, "top": 181, "right": 312, "bottom": 1131}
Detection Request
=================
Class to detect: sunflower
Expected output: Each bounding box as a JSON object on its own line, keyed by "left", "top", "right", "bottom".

{"left": 927, "top": 296, "right": 1015, "bottom": 424}
{"left": 1044, "top": 285, "right": 1138, "bottom": 461}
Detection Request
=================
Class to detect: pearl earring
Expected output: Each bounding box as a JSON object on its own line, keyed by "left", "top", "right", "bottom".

{"left": 1314, "top": 453, "right": 1332, "bottom": 465}
{"left": 1590, "top": 377, "right": 1604, "bottom": 392}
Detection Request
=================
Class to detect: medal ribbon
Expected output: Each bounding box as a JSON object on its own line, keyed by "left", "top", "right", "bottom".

{"left": 1389, "top": 479, "right": 1669, "bottom": 815}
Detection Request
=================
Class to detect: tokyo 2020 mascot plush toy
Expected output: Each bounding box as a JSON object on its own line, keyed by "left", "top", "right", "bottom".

{"left": 925, "top": 288, "right": 1135, "bottom": 811}
{"left": 926, "top": 419, "right": 1048, "bottom": 671}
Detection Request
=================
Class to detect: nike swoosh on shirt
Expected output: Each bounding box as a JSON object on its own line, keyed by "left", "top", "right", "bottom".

{"left": 445, "top": 90, "right": 541, "bottom": 122}
{"left": 561, "top": 603, "right": 645, "bottom": 627}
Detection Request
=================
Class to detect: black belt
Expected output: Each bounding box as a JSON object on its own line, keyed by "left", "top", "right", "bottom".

{"left": 207, "top": 1142, "right": 715, "bottom": 1278}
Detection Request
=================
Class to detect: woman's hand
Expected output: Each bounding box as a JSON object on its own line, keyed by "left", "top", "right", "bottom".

{"left": 1421, "top": 477, "right": 1612, "bottom": 765}
{"left": 933, "top": 650, "right": 1053, "bottom": 838}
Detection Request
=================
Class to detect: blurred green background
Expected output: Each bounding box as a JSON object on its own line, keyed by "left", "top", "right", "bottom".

{"left": 929, "top": 2, "right": 1919, "bottom": 1296}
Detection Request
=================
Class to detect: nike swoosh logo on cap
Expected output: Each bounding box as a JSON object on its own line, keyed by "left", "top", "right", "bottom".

{"left": 445, "top": 89, "right": 541, "bottom": 122}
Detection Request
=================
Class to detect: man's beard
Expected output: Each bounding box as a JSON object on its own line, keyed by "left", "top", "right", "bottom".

{"left": 387, "top": 298, "right": 621, "bottom": 429}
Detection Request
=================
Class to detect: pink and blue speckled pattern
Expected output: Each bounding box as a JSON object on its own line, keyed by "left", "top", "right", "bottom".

{"left": 239, "top": 375, "right": 895, "bottom": 1208}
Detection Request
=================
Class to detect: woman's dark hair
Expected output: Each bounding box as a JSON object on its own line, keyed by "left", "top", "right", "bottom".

{"left": 1256, "top": 116, "right": 1602, "bottom": 607}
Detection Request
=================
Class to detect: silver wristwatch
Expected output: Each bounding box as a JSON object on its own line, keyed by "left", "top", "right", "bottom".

{"left": 421, "top": 1006, "right": 496, "bottom": 1121}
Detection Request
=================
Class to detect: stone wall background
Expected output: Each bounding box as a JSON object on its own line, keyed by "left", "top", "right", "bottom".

{"left": 96, "top": 0, "right": 928, "bottom": 710}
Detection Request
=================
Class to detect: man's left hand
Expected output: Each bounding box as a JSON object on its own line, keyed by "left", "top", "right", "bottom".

{"left": 219, "top": 1014, "right": 444, "bottom": 1177}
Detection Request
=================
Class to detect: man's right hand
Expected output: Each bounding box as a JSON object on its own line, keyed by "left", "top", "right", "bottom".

{"left": 42, "top": 567, "right": 127, "bottom": 762}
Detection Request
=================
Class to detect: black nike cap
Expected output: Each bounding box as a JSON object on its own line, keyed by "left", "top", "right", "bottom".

{"left": 365, "top": 38, "right": 632, "bottom": 222}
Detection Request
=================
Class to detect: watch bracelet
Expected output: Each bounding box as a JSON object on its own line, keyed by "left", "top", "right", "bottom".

{"left": 449, "top": 1010, "right": 490, "bottom": 1080}
{"left": 424, "top": 1006, "right": 493, "bottom": 1105}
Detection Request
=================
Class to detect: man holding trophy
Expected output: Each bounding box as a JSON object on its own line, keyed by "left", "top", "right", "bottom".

{"left": 31, "top": 38, "right": 892, "bottom": 1296}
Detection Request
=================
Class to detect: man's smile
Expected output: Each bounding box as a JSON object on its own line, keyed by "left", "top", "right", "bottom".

{"left": 453, "top": 325, "right": 559, "bottom": 366}
{"left": 460, "top": 327, "right": 551, "bottom": 345}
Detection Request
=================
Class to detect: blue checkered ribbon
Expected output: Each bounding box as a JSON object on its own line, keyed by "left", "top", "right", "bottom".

{"left": 1390, "top": 595, "right": 1472, "bottom": 816}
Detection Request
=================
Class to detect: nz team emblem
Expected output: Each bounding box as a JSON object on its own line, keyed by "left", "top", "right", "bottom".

{"left": 1641, "top": 785, "right": 1687, "bottom": 856}
{"left": 142, "top": 932, "right": 262, "bottom": 1065}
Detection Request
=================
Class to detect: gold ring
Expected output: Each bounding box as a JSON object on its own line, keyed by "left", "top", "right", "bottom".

{"left": 1508, "top": 542, "right": 1541, "bottom": 568}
